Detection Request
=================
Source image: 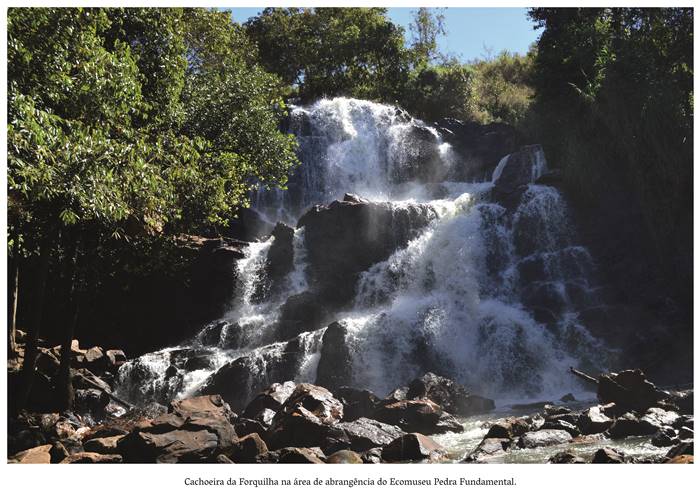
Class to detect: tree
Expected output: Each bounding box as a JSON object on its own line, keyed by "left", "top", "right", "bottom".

{"left": 7, "top": 7, "right": 298, "bottom": 411}
{"left": 409, "top": 7, "right": 447, "bottom": 66}
{"left": 245, "top": 7, "right": 411, "bottom": 102}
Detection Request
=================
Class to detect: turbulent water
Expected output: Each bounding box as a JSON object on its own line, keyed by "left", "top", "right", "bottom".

{"left": 117, "top": 97, "right": 610, "bottom": 413}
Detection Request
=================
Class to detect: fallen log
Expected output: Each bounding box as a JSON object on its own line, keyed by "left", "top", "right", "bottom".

{"left": 569, "top": 367, "right": 599, "bottom": 386}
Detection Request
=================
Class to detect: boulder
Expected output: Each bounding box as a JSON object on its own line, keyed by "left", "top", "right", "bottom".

{"left": 371, "top": 399, "right": 463, "bottom": 435}
{"left": 334, "top": 387, "right": 381, "bottom": 421}
{"left": 118, "top": 428, "right": 220, "bottom": 463}
{"left": 678, "top": 426, "right": 694, "bottom": 441}
{"left": 59, "top": 452, "right": 123, "bottom": 463}
{"left": 540, "top": 419, "right": 580, "bottom": 437}
{"left": 74, "top": 388, "right": 110, "bottom": 418}
{"left": 84, "top": 346, "right": 106, "bottom": 374}
{"left": 665, "top": 441, "right": 693, "bottom": 459}
{"left": 543, "top": 405, "right": 571, "bottom": 417}
{"left": 49, "top": 442, "right": 69, "bottom": 463}
{"left": 592, "top": 447, "right": 626, "bottom": 463}
{"left": 326, "top": 450, "right": 363, "bottom": 464}
{"left": 464, "top": 438, "right": 511, "bottom": 462}
{"left": 335, "top": 417, "right": 405, "bottom": 452}
{"left": 83, "top": 435, "right": 125, "bottom": 455}
{"left": 9, "top": 444, "right": 52, "bottom": 464}
{"left": 230, "top": 433, "right": 268, "bottom": 463}
{"left": 665, "top": 455, "right": 694, "bottom": 464}
{"left": 484, "top": 417, "right": 530, "bottom": 440}
{"left": 597, "top": 369, "right": 668, "bottom": 412}
{"left": 298, "top": 199, "right": 435, "bottom": 308}
{"left": 517, "top": 429, "right": 572, "bottom": 449}
{"left": 382, "top": 433, "right": 445, "bottom": 462}
{"left": 651, "top": 427, "right": 679, "bottom": 448}
{"left": 406, "top": 372, "right": 495, "bottom": 416}
{"left": 243, "top": 381, "right": 297, "bottom": 419}
{"left": 549, "top": 451, "right": 586, "bottom": 464}
{"left": 169, "top": 395, "right": 235, "bottom": 421}
{"left": 275, "top": 447, "right": 325, "bottom": 464}
{"left": 608, "top": 412, "right": 658, "bottom": 439}
{"left": 640, "top": 407, "right": 679, "bottom": 429}
{"left": 265, "top": 384, "right": 343, "bottom": 450}
{"left": 105, "top": 349, "right": 127, "bottom": 371}
{"left": 361, "top": 447, "right": 384, "bottom": 464}
{"left": 200, "top": 321, "right": 229, "bottom": 347}
{"left": 578, "top": 405, "right": 614, "bottom": 435}
{"left": 315, "top": 322, "right": 353, "bottom": 391}
{"left": 233, "top": 418, "right": 268, "bottom": 438}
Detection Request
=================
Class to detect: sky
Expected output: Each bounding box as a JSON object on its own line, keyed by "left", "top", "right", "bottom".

{"left": 228, "top": 7, "right": 542, "bottom": 62}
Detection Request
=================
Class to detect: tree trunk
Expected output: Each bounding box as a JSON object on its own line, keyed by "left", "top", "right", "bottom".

{"left": 56, "top": 234, "right": 82, "bottom": 412}
{"left": 8, "top": 260, "right": 19, "bottom": 359}
{"left": 15, "top": 229, "right": 54, "bottom": 413}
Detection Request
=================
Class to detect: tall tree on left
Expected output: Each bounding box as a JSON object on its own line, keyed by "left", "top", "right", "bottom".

{"left": 7, "top": 8, "right": 298, "bottom": 412}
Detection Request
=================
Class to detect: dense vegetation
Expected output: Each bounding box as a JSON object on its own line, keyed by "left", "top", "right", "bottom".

{"left": 7, "top": 7, "right": 693, "bottom": 410}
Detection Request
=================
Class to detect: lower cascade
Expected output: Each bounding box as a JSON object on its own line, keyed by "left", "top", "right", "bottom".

{"left": 116, "top": 97, "right": 610, "bottom": 411}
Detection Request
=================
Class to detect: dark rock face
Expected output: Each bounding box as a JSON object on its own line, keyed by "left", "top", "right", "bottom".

{"left": 371, "top": 399, "right": 463, "bottom": 435}
{"left": 382, "top": 433, "right": 445, "bottom": 462}
{"left": 492, "top": 144, "right": 546, "bottom": 210}
{"left": 406, "top": 372, "right": 495, "bottom": 416}
{"left": 651, "top": 427, "right": 679, "bottom": 447}
{"left": 264, "top": 384, "right": 343, "bottom": 450}
{"left": 316, "top": 322, "right": 353, "bottom": 391}
{"left": 435, "top": 119, "right": 520, "bottom": 182}
{"left": 263, "top": 223, "right": 295, "bottom": 298}
{"left": 608, "top": 413, "right": 659, "bottom": 439}
{"left": 230, "top": 433, "right": 268, "bottom": 463}
{"left": 517, "top": 429, "right": 572, "bottom": 449}
{"left": 275, "top": 292, "right": 328, "bottom": 341}
{"left": 242, "top": 381, "right": 297, "bottom": 420}
{"left": 597, "top": 369, "right": 668, "bottom": 412}
{"left": 225, "top": 207, "right": 275, "bottom": 242}
{"left": 298, "top": 198, "right": 435, "bottom": 308}
{"left": 334, "top": 387, "right": 381, "bottom": 422}
{"left": 335, "top": 418, "right": 405, "bottom": 452}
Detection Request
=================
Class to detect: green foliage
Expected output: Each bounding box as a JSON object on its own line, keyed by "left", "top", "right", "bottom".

{"left": 527, "top": 7, "right": 693, "bottom": 303}
{"left": 409, "top": 7, "right": 447, "bottom": 66}
{"left": 245, "top": 7, "right": 411, "bottom": 102}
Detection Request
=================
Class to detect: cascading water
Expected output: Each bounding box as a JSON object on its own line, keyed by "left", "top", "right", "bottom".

{"left": 117, "top": 97, "right": 608, "bottom": 411}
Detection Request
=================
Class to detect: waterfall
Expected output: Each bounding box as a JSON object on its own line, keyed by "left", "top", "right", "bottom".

{"left": 117, "top": 97, "right": 608, "bottom": 408}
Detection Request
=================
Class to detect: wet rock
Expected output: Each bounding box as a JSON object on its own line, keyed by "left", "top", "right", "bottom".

{"left": 492, "top": 144, "right": 547, "bottom": 210}
{"left": 406, "top": 372, "right": 495, "bottom": 416}
{"left": 597, "top": 369, "right": 668, "bottom": 412}
{"left": 640, "top": 407, "right": 679, "bottom": 429}
{"left": 275, "top": 447, "right": 325, "bottom": 464}
{"left": 464, "top": 438, "right": 511, "bottom": 462}
{"left": 334, "top": 387, "right": 381, "bottom": 421}
{"left": 665, "top": 441, "right": 693, "bottom": 459}
{"left": 265, "top": 384, "right": 343, "bottom": 450}
{"left": 199, "top": 356, "right": 258, "bottom": 412}
{"left": 230, "top": 433, "right": 268, "bottom": 463}
{"left": 651, "top": 427, "right": 679, "bottom": 447}
{"left": 540, "top": 419, "right": 580, "bottom": 437}
{"left": 518, "top": 429, "right": 572, "bottom": 449}
{"left": 60, "top": 452, "right": 123, "bottom": 463}
{"left": 382, "top": 433, "right": 445, "bottom": 462}
{"left": 243, "top": 381, "right": 297, "bottom": 419}
{"left": 484, "top": 417, "right": 530, "bottom": 440}
{"left": 275, "top": 292, "right": 329, "bottom": 342}
{"left": 298, "top": 199, "right": 435, "bottom": 308}
{"left": 371, "top": 399, "right": 462, "bottom": 435}
{"left": 316, "top": 322, "right": 353, "bottom": 391}
{"left": 9, "top": 444, "right": 52, "bottom": 464}
{"left": 326, "top": 450, "right": 363, "bottom": 464}
{"left": 668, "top": 390, "right": 693, "bottom": 415}
{"left": 592, "top": 447, "right": 626, "bottom": 463}
{"left": 336, "top": 417, "right": 406, "bottom": 452}
{"left": 672, "top": 414, "right": 693, "bottom": 430}
{"left": 200, "top": 321, "right": 228, "bottom": 347}
{"left": 74, "top": 388, "right": 110, "bottom": 418}
{"left": 608, "top": 412, "right": 659, "bottom": 439}
{"left": 678, "top": 426, "right": 694, "bottom": 441}
{"left": 544, "top": 405, "right": 571, "bottom": 417}
{"left": 578, "top": 405, "right": 614, "bottom": 435}
{"left": 233, "top": 418, "right": 267, "bottom": 438}
{"left": 361, "top": 447, "right": 383, "bottom": 464}
{"left": 83, "top": 435, "right": 125, "bottom": 454}
{"left": 549, "top": 451, "right": 586, "bottom": 464}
